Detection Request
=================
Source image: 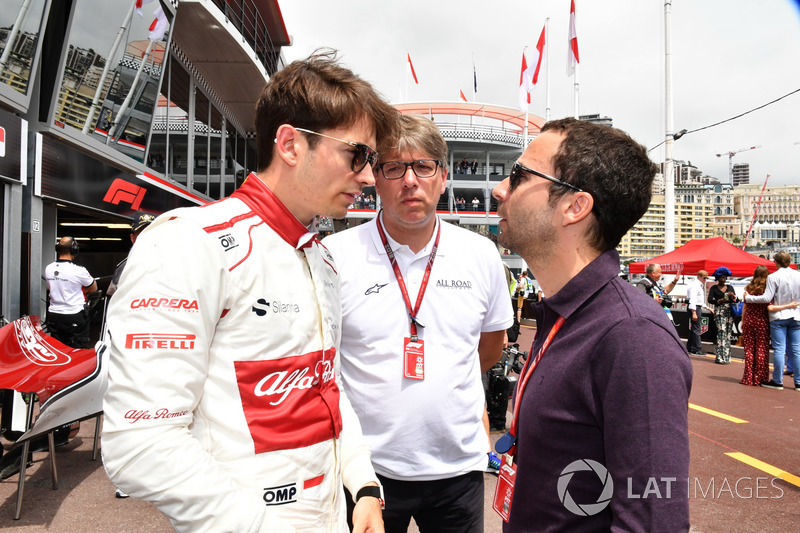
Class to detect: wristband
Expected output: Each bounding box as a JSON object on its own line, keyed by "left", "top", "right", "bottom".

{"left": 356, "top": 485, "right": 385, "bottom": 509}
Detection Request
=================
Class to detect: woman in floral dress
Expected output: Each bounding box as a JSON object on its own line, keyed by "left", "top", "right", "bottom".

{"left": 740, "top": 265, "right": 799, "bottom": 385}
{"left": 708, "top": 268, "right": 736, "bottom": 364}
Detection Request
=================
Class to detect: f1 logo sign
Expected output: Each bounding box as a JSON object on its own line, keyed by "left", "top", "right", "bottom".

{"left": 103, "top": 178, "right": 146, "bottom": 210}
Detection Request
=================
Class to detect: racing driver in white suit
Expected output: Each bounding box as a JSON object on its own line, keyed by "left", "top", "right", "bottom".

{"left": 101, "top": 51, "right": 399, "bottom": 533}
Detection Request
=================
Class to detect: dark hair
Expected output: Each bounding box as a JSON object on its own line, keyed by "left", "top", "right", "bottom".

{"left": 540, "top": 118, "right": 657, "bottom": 252}
{"left": 55, "top": 236, "right": 79, "bottom": 256}
{"left": 254, "top": 49, "right": 399, "bottom": 171}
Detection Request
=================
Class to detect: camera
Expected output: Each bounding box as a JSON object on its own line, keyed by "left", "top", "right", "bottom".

{"left": 495, "top": 343, "right": 528, "bottom": 375}
{"left": 485, "top": 344, "right": 528, "bottom": 432}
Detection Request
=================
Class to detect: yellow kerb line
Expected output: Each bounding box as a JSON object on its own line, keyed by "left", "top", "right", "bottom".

{"left": 689, "top": 403, "right": 748, "bottom": 424}
{"left": 726, "top": 452, "right": 800, "bottom": 488}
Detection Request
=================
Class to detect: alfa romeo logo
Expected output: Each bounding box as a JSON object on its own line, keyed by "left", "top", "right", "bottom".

{"left": 557, "top": 459, "right": 614, "bottom": 516}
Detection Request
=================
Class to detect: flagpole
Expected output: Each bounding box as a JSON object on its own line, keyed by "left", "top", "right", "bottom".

{"left": 108, "top": 39, "right": 156, "bottom": 144}
{"left": 569, "top": 0, "right": 580, "bottom": 119}
{"left": 405, "top": 53, "right": 409, "bottom": 103}
{"left": 573, "top": 66, "right": 580, "bottom": 119}
{"left": 0, "top": 0, "right": 32, "bottom": 77}
{"left": 472, "top": 53, "right": 476, "bottom": 102}
{"left": 521, "top": 45, "right": 528, "bottom": 151}
{"left": 664, "top": 0, "right": 675, "bottom": 252}
{"left": 523, "top": 110, "right": 529, "bottom": 152}
{"left": 545, "top": 17, "right": 551, "bottom": 121}
{"left": 84, "top": 0, "right": 136, "bottom": 134}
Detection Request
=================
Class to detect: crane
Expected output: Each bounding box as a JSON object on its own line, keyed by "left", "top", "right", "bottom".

{"left": 742, "top": 174, "right": 770, "bottom": 249}
{"left": 716, "top": 145, "right": 761, "bottom": 185}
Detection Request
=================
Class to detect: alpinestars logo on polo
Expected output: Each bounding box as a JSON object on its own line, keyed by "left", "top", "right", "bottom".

{"left": 365, "top": 283, "right": 389, "bottom": 295}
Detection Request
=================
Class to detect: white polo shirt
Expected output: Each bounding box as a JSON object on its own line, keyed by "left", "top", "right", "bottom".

{"left": 324, "top": 217, "right": 513, "bottom": 481}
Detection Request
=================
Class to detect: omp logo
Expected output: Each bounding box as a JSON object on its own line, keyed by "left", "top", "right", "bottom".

{"left": 130, "top": 298, "right": 199, "bottom": 311}
{"left": 125, "top": 333, "right": 196, "bottom": 350}
{"left": 263, "top": 483, "right": 297, "bottom": 506}
{"left": 219, "top": 233, "right": 238, "bottom": 251}
{"left": 15, "top": 317, "right": 71, "bottom": 366}
{"left": 365, "top": 283, "right": 388, "bottom": 295}
{"left": 103, "top": 178, "right": 146, "bottom": 210}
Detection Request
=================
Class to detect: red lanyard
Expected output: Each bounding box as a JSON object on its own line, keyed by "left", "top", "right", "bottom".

{"left": 507, "top": 316, "right": 566, "bottom": 445}
{"left": 375, "top": 215, "right": 441, "bottom": 341}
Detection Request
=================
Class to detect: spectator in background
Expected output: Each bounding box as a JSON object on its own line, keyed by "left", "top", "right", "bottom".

{"left": 740, "top": 265, "right": 799, "bottom": 386}
{"left": 746, "top": 251, "right": 800, "bottom": 390}
{"left": 516, "top": 271, "right": 532, "bottom": 320}
{"left": 636, "top": 263, "right": 680, "bottom": 307}
{"left": 44, "top": 237, "right": 97, "bottom": 348}
{"left": 106, "top": 213, "right": 155, "bottom": 298}
{"left": 686, "top": 270, "right": 708, "bottom": 355}
{"left": 708, "top": 266, "right": 736, "bottom": 364}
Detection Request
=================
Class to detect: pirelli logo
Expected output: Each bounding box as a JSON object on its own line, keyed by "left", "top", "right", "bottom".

{"left": 125, "top": 333, "right": 196, "bottom": 350}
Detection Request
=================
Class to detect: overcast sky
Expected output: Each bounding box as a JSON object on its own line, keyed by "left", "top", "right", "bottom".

{"left": 279, "top": 0, "right": 800, "bottom": 187}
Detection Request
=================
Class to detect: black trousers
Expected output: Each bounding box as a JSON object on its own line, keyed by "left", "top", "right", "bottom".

{"left": 686, "top": 305, "right": 703, "bottom": 353}
{"left": 347, "top": 471, "right": 484, "bottom": 533}
{"left": 45, "top": 310, "right": 90, "bottom": 349}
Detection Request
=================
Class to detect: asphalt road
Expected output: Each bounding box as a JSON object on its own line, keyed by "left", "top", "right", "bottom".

{"left": 1, "top": 323, "right": 799, "bottom": 532}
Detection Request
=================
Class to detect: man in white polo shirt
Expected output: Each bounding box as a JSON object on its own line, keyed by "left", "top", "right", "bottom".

{"left": 325, "top": 114, "right": 513, "bottom": 533}
{"left": 44, "top": 236, "right": 97, "bottom": 348}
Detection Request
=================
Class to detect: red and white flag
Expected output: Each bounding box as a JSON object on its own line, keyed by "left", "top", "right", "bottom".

{"left": 518, "top": 52, "right": 534, "bottom": 112}
{"left": 459, "top": 89, "right": 468, "bottom": 102}
{"left": 567, "top": 0, "right": 580, "bottom": 76}
{"left": 135, "top": 0, "right": 154, "bottom": 17}
{"left": 532, "top": 25, "right": 546, "bottom": 85}
{"left": 149, "top": 6, "right": 168, "bottom": 41}
{"left": 407, "top": 53, "right": 419, "bottom": 85}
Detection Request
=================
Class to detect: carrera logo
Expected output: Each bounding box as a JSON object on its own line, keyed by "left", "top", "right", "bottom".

{"left": 263, "top": 483, "right": 298, "bottom": 506}
{"left": 130, "top": 298, "right": 199, "bottom": 311}
{"left": 103, "top": 178, "right": 146, "bottom": 210}
{"left": 125, "top": 333, "right": 196, "bottom": 350}
{"left": 235, "top": 349, "right": 342, "bottom": 453}
{"left": 15, "top": 317, "right": 71, "bottom": 366}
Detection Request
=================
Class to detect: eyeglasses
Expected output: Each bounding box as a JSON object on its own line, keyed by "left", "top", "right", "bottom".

{"left": 295, "top": 127, "right": 378, "bottom": 173}
{"left": 378, "top": 159, "right": 442, "bottom": 180}
{"left": 509, "top": 161, "right": 583, "bottom": 193}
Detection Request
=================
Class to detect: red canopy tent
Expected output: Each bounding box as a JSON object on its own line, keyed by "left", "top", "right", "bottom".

{"left": 628, "top": 237, "right": 778, "bottom": 277}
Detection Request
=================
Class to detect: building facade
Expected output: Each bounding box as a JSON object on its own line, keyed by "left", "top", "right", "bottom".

{"left": 0, "top": 0, "right": 290, "bottom": 321}
{"left": 732, "top": 163, "right": 750, "bottom": 187}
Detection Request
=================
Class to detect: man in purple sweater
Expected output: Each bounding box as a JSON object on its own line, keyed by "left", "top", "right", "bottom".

{"left": 491, "top": 118, "right": 692, "bottom": 532}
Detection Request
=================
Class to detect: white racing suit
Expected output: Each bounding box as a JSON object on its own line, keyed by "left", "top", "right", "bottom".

{"left": 102, "top": 175, "right": 376, "bottom": 532}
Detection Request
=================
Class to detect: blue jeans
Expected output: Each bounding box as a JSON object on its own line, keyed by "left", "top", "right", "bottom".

{"left": 769, "top": 319, "right": 800, "bottom": 385}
